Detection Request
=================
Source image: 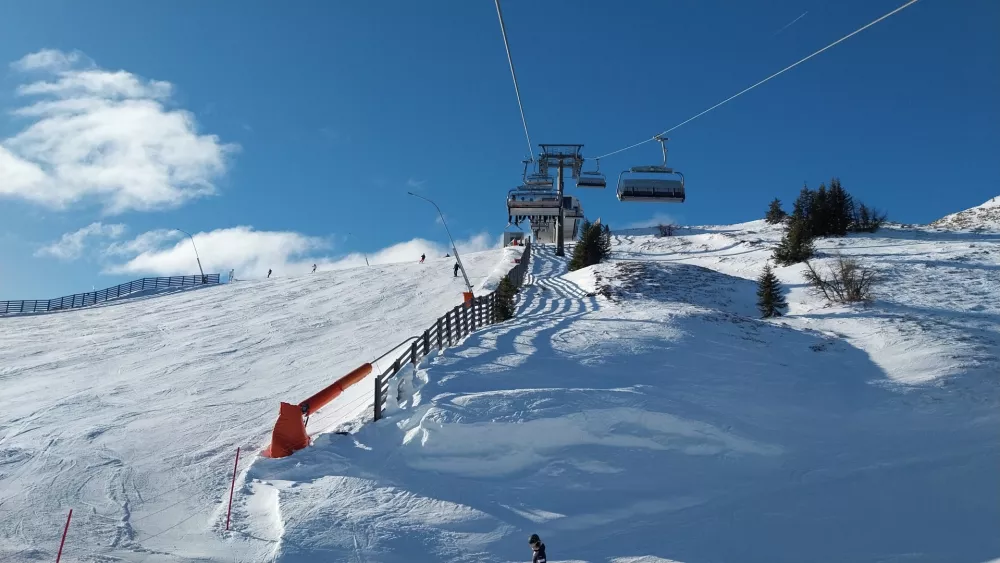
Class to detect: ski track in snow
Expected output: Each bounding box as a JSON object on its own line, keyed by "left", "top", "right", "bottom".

{"left": 3, "top": 223, "right": 999, "bottom": 562}
{"left": 0, "top": 249, "right": 519, "bottom": 562}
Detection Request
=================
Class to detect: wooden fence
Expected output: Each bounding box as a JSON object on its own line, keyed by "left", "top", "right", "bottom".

{"left": 373, "top": 242, "right": 532, "bottom": 421}
{"left": 0, "top": 274, "right": 221, "bottom": 316}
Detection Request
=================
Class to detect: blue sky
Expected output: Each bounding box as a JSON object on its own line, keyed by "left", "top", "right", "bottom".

{"left": 1, "top": 0, "right": 997, "bottom": 298}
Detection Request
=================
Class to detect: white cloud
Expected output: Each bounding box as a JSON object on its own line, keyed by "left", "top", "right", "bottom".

{"left": 103, "top": 226, "right": 498, "bottom": 279}
{"left": 406, "top": 178, "right": 426, "bottom": 189}
{"left": 10, "top": 49, "right": 85, "bottom": 72}
{"left": 0, "top": 49, "right": 236, "bottom": 214}
{"left": 624, "top": 213, "right": 681, "bottom": 229}
{"left": 35, "top": 221, "right": 126, "bottom": 260}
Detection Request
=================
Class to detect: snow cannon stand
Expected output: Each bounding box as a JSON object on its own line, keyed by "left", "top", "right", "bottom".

{"left": 262, "top": 363, "right": 373, "bottom": 458}
{"left": 463, "top": 292, "right": 474, "bottom": 308}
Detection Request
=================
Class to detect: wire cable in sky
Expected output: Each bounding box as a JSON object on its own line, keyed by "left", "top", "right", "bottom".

{"left": 596, "top": 0, "right": 921, "bottom": 160}
{"left": 495, "top": 0, "right": 535, "bottom": 162}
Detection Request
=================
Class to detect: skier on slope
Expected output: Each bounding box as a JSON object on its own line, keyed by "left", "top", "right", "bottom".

{"left": 312, "top": 264, "right": 317, "bottom": 273}
{"left": 267, "top": 269, "right": 272, "bottom": 278}
{"left": 420, "top": 253, "right": 426, "bottom": 263}
{"left": 528, "top": 534, "right": 547, "bottom": 563}
{"left": 454, "top": 262, "right": 460, "bottom": 277}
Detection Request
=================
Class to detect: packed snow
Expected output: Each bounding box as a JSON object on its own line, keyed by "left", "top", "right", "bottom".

{"left": 1, "top": 216, "right": 998, "bottom": 563}
{"left": 0, "top": 248, "right": 516, "bottom": 562}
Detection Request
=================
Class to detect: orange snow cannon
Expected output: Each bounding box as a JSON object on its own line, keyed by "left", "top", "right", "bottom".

{"left": 262, "top": 363, "right": 373, "bottom": 458}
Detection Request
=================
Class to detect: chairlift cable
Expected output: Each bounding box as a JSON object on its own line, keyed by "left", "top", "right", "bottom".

{"left": 495, "top": 0, "right": 535, "bottom": 162}
{"left": 594, "top": 0, "right": 921, "bottom": 160}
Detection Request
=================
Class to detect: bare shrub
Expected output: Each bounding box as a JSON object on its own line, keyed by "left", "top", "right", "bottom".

{"left": 803, "top": 255, "right": 878, "bottom": 304}
{"left": 657, "top": 223, "right": 677, "bottom": 237}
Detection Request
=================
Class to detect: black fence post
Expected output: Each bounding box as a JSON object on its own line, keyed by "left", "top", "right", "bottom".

{"left": 410, "top": 340, "right": 418, "bottom": 367}
{"left": 423, "top": 329, "right": 430, "bottom": 357}
{"left": 437, "top": 317, "right": 443, "bottom": 350}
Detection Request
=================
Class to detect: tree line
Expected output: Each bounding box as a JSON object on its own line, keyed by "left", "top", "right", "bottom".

{"left": 767, "top": 179, "right": 887, "bottom": 266}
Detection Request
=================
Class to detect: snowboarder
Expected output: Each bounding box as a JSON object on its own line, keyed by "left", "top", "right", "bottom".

{"left": 267, "top": 269, "right": 272, "bottom": 278}
{"left": 528, "top": 534, "right": 547, "bottom": 563}
{"left": 453, "top": 262, "right": 460, "bottom": 277}
{"left": 312, "top": 264, "right": 317, "bottom": 273}
{"left": 420, "top": 253, "right": 425, "bottom": 263}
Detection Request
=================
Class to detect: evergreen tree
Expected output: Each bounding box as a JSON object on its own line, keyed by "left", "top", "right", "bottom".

{"left": 827, "top": 178, "right": 854, "bottom": 236}
{"left": 811, "top": 183, "right": 829, "bottom": 238}
{"left": 756, "top": 262, "right": 787, "bottom": 318}
{"left": 569, "top": 219, "right": 611, "bottom": 271}
{"left": 765, "top": 198, "right": 787, "bottom": 224}
{"left": 773, "top": 216, "right": 815, "bottom": 265}
{"left": 792, "top": 184, "right": 814, "bottom": 226}
{"left": 494, "top": 275, "right": 518, "bottom": 321}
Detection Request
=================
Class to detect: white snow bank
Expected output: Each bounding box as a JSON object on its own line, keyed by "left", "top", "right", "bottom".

{"left": 243, "top": 243, "right": 999, "bottom": 563}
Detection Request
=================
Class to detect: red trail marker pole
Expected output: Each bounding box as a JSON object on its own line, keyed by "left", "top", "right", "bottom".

{"left": 56, "top": 508, "right": 72, "bottom": 563}
{"left": 226, "top": 447, "right": 241, "bottom": 530}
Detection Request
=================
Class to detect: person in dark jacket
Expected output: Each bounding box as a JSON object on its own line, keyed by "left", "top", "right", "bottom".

{"left": 528, "top": 534, "right": 547, "bottom": 563}
{"left": 453, "top": 262, "right": 460, "bottom": 277}
{"left": 267, "top": 268, "right": 272, "bottom": 278}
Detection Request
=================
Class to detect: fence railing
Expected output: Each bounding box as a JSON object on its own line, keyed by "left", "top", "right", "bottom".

{"left": 0, "top": 274, "right": 221, "bottom": 316}
{"left": 373, "top": 242, "right": 532, "bottom": 421}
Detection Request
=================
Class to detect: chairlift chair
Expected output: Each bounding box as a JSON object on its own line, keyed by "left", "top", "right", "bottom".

{"left": 521, "top": 159, "right": 554, "bottom": 188}
{"left": 507, "top": 189, "right": 561, "bottom": 224}
{"left": 617, "top": 136, "right": 685, "bottom": 203}
{"left": 576, "top": 158, "right": 607, "bottom": 189}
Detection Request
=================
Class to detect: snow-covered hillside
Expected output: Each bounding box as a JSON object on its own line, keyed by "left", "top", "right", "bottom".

{"left": 931, "top": 195, "right": 1000, "bottom": 232}
{"left": 2, "top": 219, "right": 998, "bottom": 563}
{"left": 236, "top": 232, "right": 998, "bottom": 563}
{"left": 0, "top": 248, "right": 516, "bottom": 562}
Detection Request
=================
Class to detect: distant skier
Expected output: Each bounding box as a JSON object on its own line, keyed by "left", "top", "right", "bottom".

{"left": 528, "top": 534, "right": 547, "bottom": 563}
{"left": 312, "top": 264, "right": 317, "bottom": 273}
{"left": 267, "top": 269, "right": 272, "bottom": 278}
{"left": 419, "top": 253, "right": 425, "bottom": 263}
{"left": 453, "top": 262, "right": 460, "bottom": 277}
{"left": 229, "top": 269, "right": 235, "bottom": 282}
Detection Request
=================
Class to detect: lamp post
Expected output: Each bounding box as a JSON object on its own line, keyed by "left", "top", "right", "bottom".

{"left": 174, "top": 229, "right": 206, "bottom": 283}
{"left": 406, "top": 192, "right": 473, "bottom": 296}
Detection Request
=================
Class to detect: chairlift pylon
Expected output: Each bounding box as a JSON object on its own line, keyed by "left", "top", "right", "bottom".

{"left": 616, "top": 136, "right": 685, "bottom": 203}
{"left": 577, "top": 158, "right": 607, "bottom": 189}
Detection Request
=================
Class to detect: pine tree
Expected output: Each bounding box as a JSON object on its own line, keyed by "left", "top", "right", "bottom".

{"left": 792, "top": 184, "right": 814, "bottom": 228}
{"left": 569, "top": 220, "right": 610, "bottom": 271}
{"left": 765, "top": 198, "right": 787, "bottom": 224}
{"left": 756, "top": 262, "right": 787, "bottom": 318}
{"left": 494, "top": 275, "right": 518, "bottom": 321}
{"left": 827, "top": 178, "right": 854, "bottom": 236}
{"left": 773, "top": 216, "right": 815, "bottom": 265}
{"left": 599, "top": 224, "right": 612, "bottom": 260}
{"left": 811, "top": 183, "right": 829, "bottom": 237}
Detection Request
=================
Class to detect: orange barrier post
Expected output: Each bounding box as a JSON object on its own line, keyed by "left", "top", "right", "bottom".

{"left": 463, "top": 292, "right": 474, "bottom": 308}
{"left": 262, "top": 363, "right": 373, "bottom": 458}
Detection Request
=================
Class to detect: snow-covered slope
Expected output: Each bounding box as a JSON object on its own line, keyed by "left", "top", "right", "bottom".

{"left": 931, "top": 195, "right": 1000, "bottom": 232}
{"left": 0, "top": 248, "right": 516, "bottom": 562}
{"left": 238, "top": 239, "right": 998, "bottom": 563}
{"left": 3, "top": 220, "right": 998, "bottom": 563}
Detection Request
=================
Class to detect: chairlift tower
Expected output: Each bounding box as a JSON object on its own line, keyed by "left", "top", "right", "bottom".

{"left": 537, "top": 144, "right": 584, "bottom": 257}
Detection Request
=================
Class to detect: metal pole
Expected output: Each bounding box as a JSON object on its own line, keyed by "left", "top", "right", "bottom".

{"left": 407, "top": 192, "right": 474, "bottom": 295}
{"left": 347, "top": 232, "right": 370, "bottom": 266}
{"left": 556, "top": 159, "right": 565, "bottom": 257}
{"left": 175, "top": 229, "right": 205, "bottom": 281}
